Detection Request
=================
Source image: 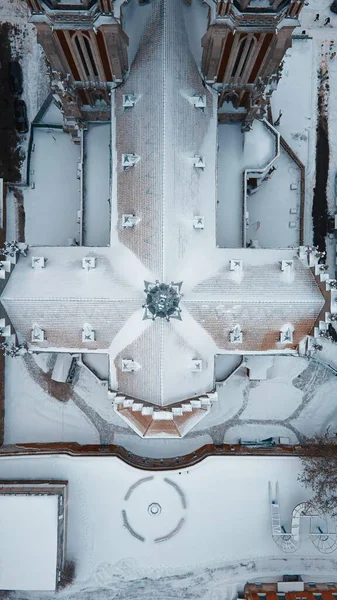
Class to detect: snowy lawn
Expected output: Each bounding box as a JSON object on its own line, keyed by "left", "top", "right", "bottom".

{"left": 240, "top": 357, "right": 306, "bottom": 420}
{"left": 6, "top": 350, "right": 333, "bottom": 455}
{"left": 24, "top": 128, "right": 81, "bottom": 245}
{"left": 83, "top": 124, "right": 110, "bottom": 246}
{"left": 72, "top": 353, "right": 337, "bottom": 454}
{"left": 4, "top": 356, "right": 99, "bottom": 445}
{"left": 0, "top": 453, "right": 328, "bottom": 588}
{"left": 215, "top": 354, "right": 242, "bottom": 381}
{"left": 191, "top": 356, "right": 337, "bottom": 445}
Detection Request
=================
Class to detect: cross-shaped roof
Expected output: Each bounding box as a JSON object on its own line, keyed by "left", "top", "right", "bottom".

{"left": 0, "top": 0, "right": 324, "bottom": 411}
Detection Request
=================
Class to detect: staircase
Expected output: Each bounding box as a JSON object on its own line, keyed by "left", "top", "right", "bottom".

{"left": 112, "top": 391, "right": 218, "bottom": 438}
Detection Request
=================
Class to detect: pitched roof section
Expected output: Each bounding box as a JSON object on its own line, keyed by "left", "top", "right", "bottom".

{"left": 184, "top": 250, "right": 324, "bottom": 351}
{"left": 115, "top": 0, "right": 217, "bottom": 281}
{"left": 114, "top": 318, "right": 216, "bottom": 406}
{"left": 185, "top": 301, "right": 320, "bottom": 352}
{"left": 189, "top": 250, "right": 322, "bottom": 302}
{"left": 0, "top": 248, "right": 325, "bottom": 394}
{"left": 1, "top": 298, "right": 141, "bottom": 350}
{"left": 0, "top": 247, "right": 144, "bottom": 301}
{"left": 0, "top": 247, "right": 144, "bottom": 350}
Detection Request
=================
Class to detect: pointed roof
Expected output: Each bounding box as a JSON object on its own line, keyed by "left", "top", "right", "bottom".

{"left": 0, "top": 0, "right": 326, "bottom": 419}
{"left": 115, "top": 0, "right": 217, "bottom": 281}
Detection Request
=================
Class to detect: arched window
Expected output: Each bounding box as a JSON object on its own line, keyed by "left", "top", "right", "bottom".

{"left": 73, "top": 33, "right": 99, "bottom": 79}
{"left": 239, "top": 38, "right": 255, "bottom": 77}
{"left": 231, "top": 36, "right": 247, "bottom": 77}
{"left": 74, "top": 36, "right": 89, "bottom": 77}
{"left": 83, "top": 36, "right": 98, "bottom": 77}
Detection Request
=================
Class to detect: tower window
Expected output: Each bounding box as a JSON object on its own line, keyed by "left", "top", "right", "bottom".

{"left": 231, "top": 37, "right": 247, "bottom": 77}
{"left": 75, "top": 36, "right": 89, "bottom": 77}
{"left": 240, "top": 38, "right": 255, "bottom": 78}
{"left": 83, "top": 36, "right": 98, "bottom": 77}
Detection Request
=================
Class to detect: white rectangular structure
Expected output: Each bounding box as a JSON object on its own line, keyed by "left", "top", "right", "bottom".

{"left": 278, "top": 582, "right": 305, "bottom": 592}
{"left": 0, "top": 494, "right": 58, "bottom": 591}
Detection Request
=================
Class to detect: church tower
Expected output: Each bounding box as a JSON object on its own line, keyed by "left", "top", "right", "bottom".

{"left": 200, "top": 0, "right": 304, "bottom": 128}
{"left": 25, "top": 0, "right": 128, "bottom": 127}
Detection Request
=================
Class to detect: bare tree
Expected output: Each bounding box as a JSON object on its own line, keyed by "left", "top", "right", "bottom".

{"left": 298, "top": 433, "right": 337, "bottom": 515}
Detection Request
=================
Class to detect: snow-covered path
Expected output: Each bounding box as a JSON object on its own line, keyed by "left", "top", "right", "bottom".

{"left": 8, "top": 557, "right": 337, "bottom": 600}
{"left": 6, "top": 352, "right": 337, "bottom": 458}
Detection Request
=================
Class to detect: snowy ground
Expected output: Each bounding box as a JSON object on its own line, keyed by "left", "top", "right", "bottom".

{"left": 5, "top": 352, "right": 337, "bottom": 454}
{"left": 217, "top": 120, "right": 274, "bottom": 248}
{"left": 83, "top": 124, "right": 110, "bottom": 247}
{"left": 246, "top": 147, "right": 301, "bottom": 248}
{"left": 217, "top": 117, "right": 301, "bottom": 249}
{"left": 4, "top": 355, "right": 99, "bottom": 445}
{"left": 24, "top": 128, "right": 81, "bottom": 246}
{"left": 1, "top": 454, "right": 337, "bottom": 600}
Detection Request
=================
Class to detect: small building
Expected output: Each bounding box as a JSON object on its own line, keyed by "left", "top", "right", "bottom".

{"left": 245, "top": 577, "right": 337, "bottom": 600}
{"left": 0, "top": 480, "right": 67, "bottom": 591}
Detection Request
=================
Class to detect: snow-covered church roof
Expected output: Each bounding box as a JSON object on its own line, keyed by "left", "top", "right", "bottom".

{"left": 0, "top": 0, "right": 325, "bottom": 412}
{"left": 0, "top": 246, "right": 324, "bottom": 406}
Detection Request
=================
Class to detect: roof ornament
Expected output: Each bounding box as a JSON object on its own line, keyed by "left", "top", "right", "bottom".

{"left": 82, "top": 323, "right": 95, "bottom": 342}
{"left": 122, "top": 153, "right": 140, "bottom": 171}
{"left": 193, "top": 216, "right": 204, "bottom": 229}
{"left": 31, "top": 256, "right": 46, "bottom": 269}
{"left": 279, "top": 324, "right": 294, "bottom": 344}
{"left": 31, "top": 323, "right": 45, "bottom": 342}
{"left": 122, "top": 359, "right": 141, "bottom": 372}
{"left": 143, "top": 281, "right": 183, "bottom": 321}
{"left": 190, "top": 359, "right": 203, "bottom": 372}
{"left": 82, "top": 257, "right": 96, "bottom": 270}
{"left": 230, "top": 259, "right": 243, "bottom": 273}
{"left": 122, "top": 214, "right": 140, "bottom": 228}
{"left": 280, "top": 260, "right": 293, "bottom": 272}
{"left": 229, "top": 324, "right": 243, "bottom": 343}
{"left": 192, "top": 94, "right": 206, "bottom": 111}
{"left": 193, "top": 155, "right": 205, "bottom": 170}
{"left": 122, "top": 94, "right": 139, "bottom": 111}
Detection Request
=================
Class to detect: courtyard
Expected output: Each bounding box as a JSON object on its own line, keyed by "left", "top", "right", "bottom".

{"left": 4, "top": 352, "right": 337, "bottom": 457}
{"left": 83, "top": 123, "right": 111, "bottom": 247}
{"left": 0, "top": 452, "right": 332, "bottom": 595}
{"left": 24, "top": 127, "right": 81, "bottom": 246}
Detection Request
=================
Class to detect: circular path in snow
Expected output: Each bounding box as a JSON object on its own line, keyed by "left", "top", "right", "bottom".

{"left": 123, "top": 476, "right": 187, "bottom": 543}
